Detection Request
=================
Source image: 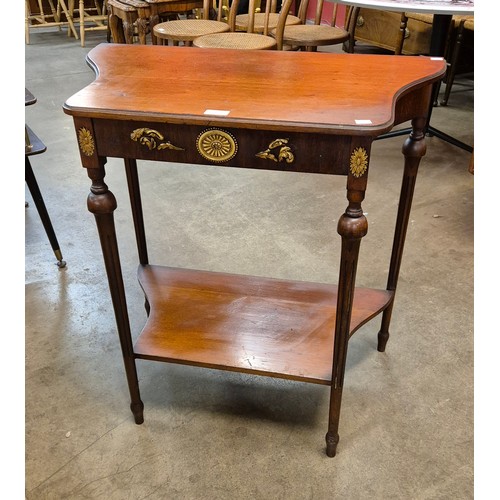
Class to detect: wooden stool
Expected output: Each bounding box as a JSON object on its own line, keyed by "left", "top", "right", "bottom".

{"left": 117, "top": 0, "right": 153, "bottom": 43}
{"left": 108, "top": 0, "right": 140, "bottom": 43}
{"left": 25, "top": 89, "right": 66, "bottom": 268}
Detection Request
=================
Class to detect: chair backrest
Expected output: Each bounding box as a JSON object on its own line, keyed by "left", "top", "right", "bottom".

{"left": 227, "top": 0, "right": 277, "bottom": 35}
{"left": 197, "top": 0, "right": 227, "bottom": 20}
{"left": 198, "top": 0, "right": 212, "bottom": 20}
{"left": 272, "top": 0, "right": 298, "bottom": 48}
{"left": 295, "top": 0, "right": 340, "bottom": 26}
{"left": 271, "top": 0, "right": 345, "bottom": 49}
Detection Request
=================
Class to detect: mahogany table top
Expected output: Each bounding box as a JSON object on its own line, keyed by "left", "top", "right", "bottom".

{"left": 63, "top": 44, "right": 446, "bottom": 136}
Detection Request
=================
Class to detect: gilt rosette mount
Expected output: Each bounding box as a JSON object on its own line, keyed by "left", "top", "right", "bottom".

{"left": 196, "top": 129, "right": 238, "bottom": 163}
{"left": 78, "top": 127, "right": 95, "bottom": 157}
{"left": 349, "top": 147, "right": 368, "bottom": 178}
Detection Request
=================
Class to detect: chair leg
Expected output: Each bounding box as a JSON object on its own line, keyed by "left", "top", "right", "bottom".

{"left": 25, "top": 157, "right": 66, "bottom": 268}
{"left": 108, "top": 13, "right": 126, "bottom": 43}
{"left": 80, "top": 0, "right": 85, "bottom": 46}
{"left": 59, "top": 0, "right": 79, "bottom": 40}
{"left": 25, "top": 0, "right": 31, "bottom": 44}
{"left": 441, "top": 19, "right": 465, "bottom": 106}
{"left": 468, "top": 149, "right": 474, "bottom": 175}
{"left": 343, "top": 6, "right": 359, "bottom": 53}
{"left": 394, "top": 13, "right": 408, "bottom": 55}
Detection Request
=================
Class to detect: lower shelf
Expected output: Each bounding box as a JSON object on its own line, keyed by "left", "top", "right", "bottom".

{"left": 134, "top": 265, "right": 393, "bottom": 384}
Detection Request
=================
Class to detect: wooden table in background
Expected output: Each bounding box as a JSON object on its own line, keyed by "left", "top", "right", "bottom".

{"left": 116, "top": 0, "right": 204, "bottom": 44}
{"left": 63, "top": 44, "right": 445, "bottom": 457}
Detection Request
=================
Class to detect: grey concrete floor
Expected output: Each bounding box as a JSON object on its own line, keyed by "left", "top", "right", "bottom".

{"left": 25, "top": 29, "right": 473, "bottom": 499}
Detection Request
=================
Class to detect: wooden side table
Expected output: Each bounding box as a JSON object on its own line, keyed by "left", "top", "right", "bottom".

{"left": 115, "top": 0, "right": 204, "bottom": 44}
{"left": 107, "top": 0, "right": 140, "bottom": 43}
{"left": 63, "top": 44, "right": 445, "bottom": 457}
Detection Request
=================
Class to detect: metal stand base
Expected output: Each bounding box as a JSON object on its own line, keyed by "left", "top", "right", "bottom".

{"left": 377, "top": 126, "right": 473, "bottom": 153}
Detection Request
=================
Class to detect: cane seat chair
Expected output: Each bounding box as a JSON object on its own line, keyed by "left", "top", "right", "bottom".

{"left": 192, "top": 0, "right": 287, "bottom": 50}
{"left": 233, "top": 0, "right": 300, "bottom": 34}
{"left": 441, "top": 15, "right": 474, "bottom": 106}
{"left": 153, "top": 0, "right": 229, "bottom": 46}
{"left": 271, "top": 0, "right": 349, "bottom": 51}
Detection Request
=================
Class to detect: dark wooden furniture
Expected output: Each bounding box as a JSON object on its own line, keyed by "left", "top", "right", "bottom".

{"left": 106, "top": 0, "right": 204, "bottom": 44}
{"left": 107, "top": 0, "right": 141, "bottom": 43}
{"left": 63, "top": 44, "right": 445, "bottom": 457}
{"left": 441, "top": 15, "right": 474, "bottom": 106}
{"left": 26, "top": 89, "right": 66, "bottom": 268}
{"left": 345, "top": 7, "right": 433, "bottom": 55}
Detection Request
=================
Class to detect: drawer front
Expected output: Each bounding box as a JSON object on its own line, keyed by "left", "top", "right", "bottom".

{"left": 354, "top": 9, "right": 432, "bottom": 55}
{"left": 91, "top": 119, "right": 365, "bottom": 176}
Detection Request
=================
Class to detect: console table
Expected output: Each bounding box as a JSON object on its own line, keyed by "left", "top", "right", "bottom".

{"left": 63, "top": 44, "right": 445, "bottom": 457}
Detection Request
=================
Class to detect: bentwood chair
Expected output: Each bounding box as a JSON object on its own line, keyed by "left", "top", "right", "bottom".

{"left": 270, "top": 0, "right": 349, "bottom": 51}
{"left": 193, "top": 0, "right": 294, "bottom": 50}
{"left": 441, "top": 15, "right": 474, "bottom": 106}
{"left": 233, "top": 0, "right": 300, "bottom": 35}
{"left": 153, "top": 0, "right": 230, "bottom": 46}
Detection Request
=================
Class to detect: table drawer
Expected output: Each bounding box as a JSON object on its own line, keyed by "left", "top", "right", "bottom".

{"left": 92, "top": 119, "right": 363, "bottom": 176}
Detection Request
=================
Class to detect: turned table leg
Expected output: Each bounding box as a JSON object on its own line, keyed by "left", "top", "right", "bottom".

{"left": 124, "top": 158, "right": 151, "bottom": 316}
{"left": 326, "top": 141, "right": 370, "bottom": 457}
{"left": 377, "top": 117, "right": 427, "bottom": 352}
{"left": 86, "top": 161, "right": 144, "bottom": 424}
{"left": 74, "top": 118, "right": 146, "bottom": 423}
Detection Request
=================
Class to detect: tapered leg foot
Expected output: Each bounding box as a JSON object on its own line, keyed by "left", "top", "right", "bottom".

{"left": 131, "top": 400, "right": 144, "bottom": 424}
{"left": 377, "top": 329, "right": 389, "bottom": 352}
{"left": 325, "top": 431, "right": 339, "bottom": 458}
{"left": 55, "top": 249, "right": 66, "bottom": 268}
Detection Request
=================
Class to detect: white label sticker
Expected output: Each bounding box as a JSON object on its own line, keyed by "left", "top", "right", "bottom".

{"left": 204, "top": 109, "right": 230, "bottom": 116}
{"left": 355, "top": 119, "right": 373, "bottom": 125}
